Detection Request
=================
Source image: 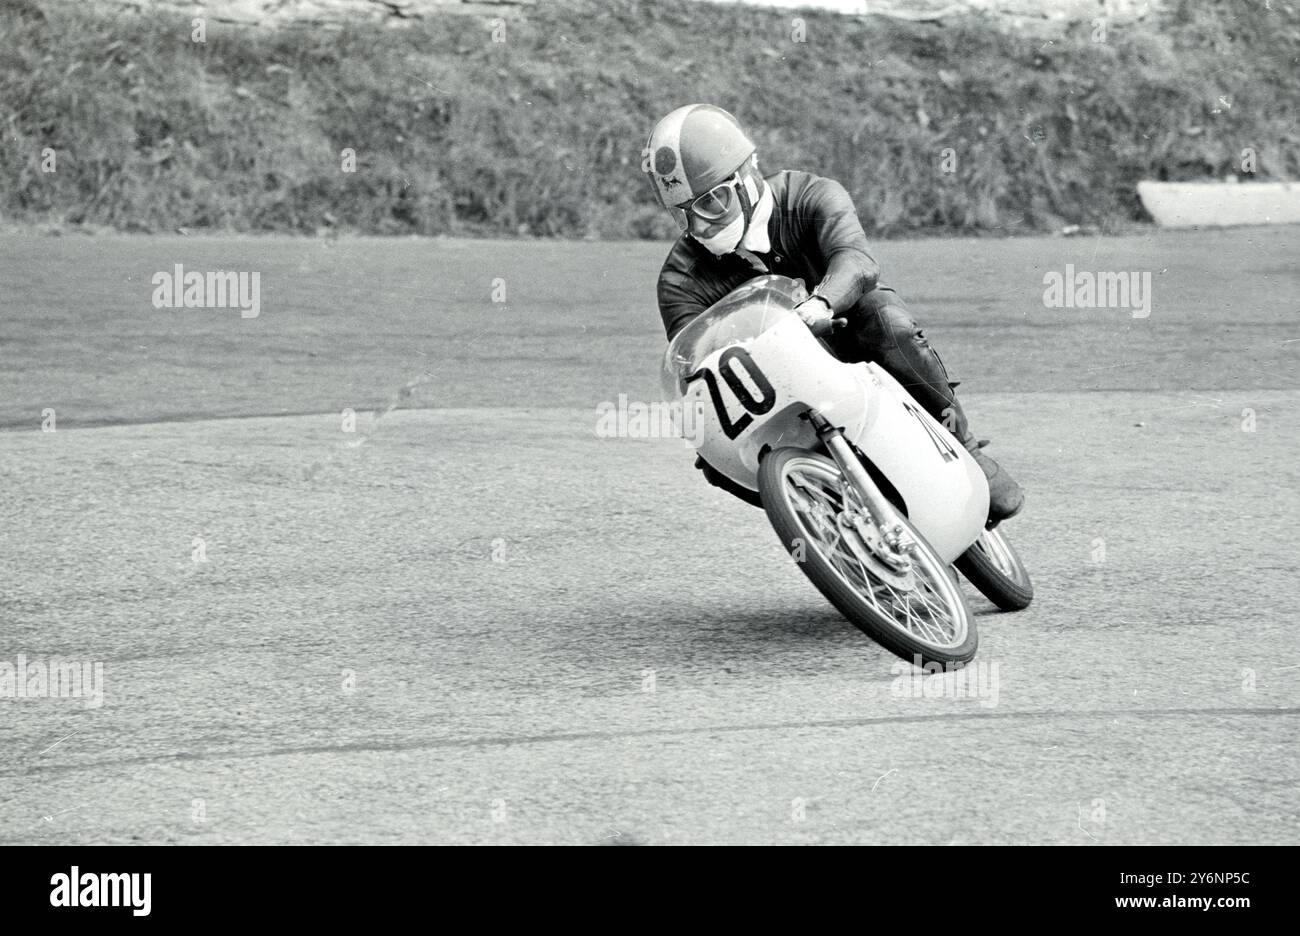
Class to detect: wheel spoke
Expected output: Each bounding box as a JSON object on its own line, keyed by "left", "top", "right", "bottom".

{"left": 975, "top": 529, "right": 1022, "bottom": 582}
{"left": 781, "top": 458, "right": 965, "bottom": 651}
{"left": 889, "top": 586, "right": 945, "bottom": 643}
{"left": 870, "top": 559, "right": 956, "bottom": 644}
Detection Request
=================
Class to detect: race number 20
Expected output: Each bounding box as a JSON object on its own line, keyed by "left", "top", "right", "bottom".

{"left": 686, "top": 348, "right": 776, "bottom": 440}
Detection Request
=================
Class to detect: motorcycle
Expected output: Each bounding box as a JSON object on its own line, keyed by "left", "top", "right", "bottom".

{"left": 661, "top": 275, "right": 1033, "bottom": 666}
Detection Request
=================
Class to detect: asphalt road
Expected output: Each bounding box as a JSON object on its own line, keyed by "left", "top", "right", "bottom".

{"left": 1, "top": 228, "right": 1297, "bottom": 844}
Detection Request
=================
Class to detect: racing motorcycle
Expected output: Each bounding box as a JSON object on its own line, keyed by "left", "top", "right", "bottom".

{"left": 661, "top": 275, "right": 1032, "bottom": 666}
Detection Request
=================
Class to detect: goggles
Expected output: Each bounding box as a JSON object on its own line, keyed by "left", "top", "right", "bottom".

{"left": 667, "top": 174, "right": 743, "bottom": 231}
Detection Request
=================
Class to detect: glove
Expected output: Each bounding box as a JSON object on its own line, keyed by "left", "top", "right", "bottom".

{"left": 795, "top": 295, "right": 844, "bottom": 336}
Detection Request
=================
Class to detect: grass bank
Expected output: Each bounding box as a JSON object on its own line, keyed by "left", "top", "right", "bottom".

{"left": 1, "top": 0, "right": 1296, "bottom": 237}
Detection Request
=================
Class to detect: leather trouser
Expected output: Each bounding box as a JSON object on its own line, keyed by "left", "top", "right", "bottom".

{"left": 825, "top": 286, "right": 974, "bottom": 445}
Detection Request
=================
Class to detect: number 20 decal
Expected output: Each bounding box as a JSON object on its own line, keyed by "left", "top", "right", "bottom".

{"left": 685, "top": 347, "right": 776, "bottom": 440}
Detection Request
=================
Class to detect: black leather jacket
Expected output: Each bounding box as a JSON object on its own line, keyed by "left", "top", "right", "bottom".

{"left": 657, "top": 169, "right": 881, "bottom": 340}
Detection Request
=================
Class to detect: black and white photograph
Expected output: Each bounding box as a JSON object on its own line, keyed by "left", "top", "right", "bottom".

{"left": 1, "top": 0, "right": 1296, "bottom": 867}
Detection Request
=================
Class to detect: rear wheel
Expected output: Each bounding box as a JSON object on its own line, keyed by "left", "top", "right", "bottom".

{"left": 758, "top": 447, "right": 977, "bottom": 666}
{"left": 955, "top": 527, "right": 1034, "bottom": 611}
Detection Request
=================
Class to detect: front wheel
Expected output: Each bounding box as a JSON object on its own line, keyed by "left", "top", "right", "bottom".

{"left": 758, "top": 447, "right": 977, "bottom": 666}
{"left": 955, "top": 527, "right": 1034, "bottom": 611}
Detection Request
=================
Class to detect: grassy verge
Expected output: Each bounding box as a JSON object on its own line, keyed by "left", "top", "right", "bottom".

{"left": 1, "top": 0, "right": 1296, "bottom": 237}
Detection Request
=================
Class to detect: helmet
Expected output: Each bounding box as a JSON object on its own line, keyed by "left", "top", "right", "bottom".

{"left": 642, "top": 105, "right": 762, "bottom": 254}
{"left": 643, "top": 104, "right": 756, "bottom": 211}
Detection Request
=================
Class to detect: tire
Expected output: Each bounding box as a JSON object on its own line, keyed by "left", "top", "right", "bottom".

{"left": 758, "top": 447, "right": 978, "bottom": 666}
{"left": 955, "top": 527, "right": 1034, "bottom": 611}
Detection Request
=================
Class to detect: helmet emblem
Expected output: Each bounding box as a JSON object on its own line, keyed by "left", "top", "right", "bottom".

{"left": 653, "top": 146, "right": 677, "bottom": 176}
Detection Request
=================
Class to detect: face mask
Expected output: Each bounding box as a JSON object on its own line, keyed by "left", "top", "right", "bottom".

{"left": 693, "top": 212, "right": 746, "bottom": 256}
{"left": 690, "top": 168, "right": 764, "bottom": 256}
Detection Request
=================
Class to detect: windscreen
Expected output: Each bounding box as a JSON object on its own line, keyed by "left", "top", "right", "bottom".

{"left": 659, "top": 275, "right": 807, "bottom": 399}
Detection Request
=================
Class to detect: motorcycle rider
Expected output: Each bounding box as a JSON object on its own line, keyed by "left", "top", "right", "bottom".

{"left": 644, "top": 103, "right": 1024, "bottom": 527}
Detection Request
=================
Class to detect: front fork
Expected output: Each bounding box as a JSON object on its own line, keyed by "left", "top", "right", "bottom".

{"left": 803, "top": 409, "right": 906, "bottom": 553}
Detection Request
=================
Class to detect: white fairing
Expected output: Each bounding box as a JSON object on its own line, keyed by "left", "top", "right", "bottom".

{"left": 662, "top": 276, "right": 989, "bottom": 563}
{"left": 850, "top": 364, "right": 989, "bottom": 562}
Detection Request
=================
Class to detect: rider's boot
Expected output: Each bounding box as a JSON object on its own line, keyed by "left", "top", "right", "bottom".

{"left": 941, "top": 394, "right": 1025, "bottom": 528}
{"left": 962, "top": 432, "right": 1025, "bottom": 527}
